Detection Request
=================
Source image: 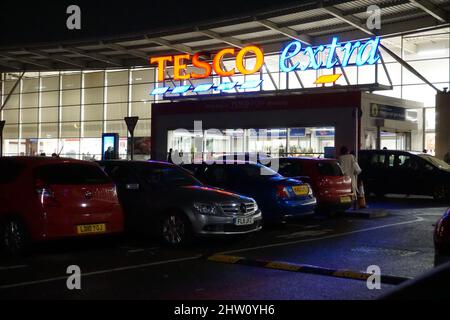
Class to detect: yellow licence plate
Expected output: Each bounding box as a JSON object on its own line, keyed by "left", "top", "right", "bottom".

{"left": 76, "top": 223, "right": 106, "bottom": 234}
{"left": 292, "top": 185, "right": 309, "bottom": 196}
{"left": 340, "top": 196, "right": 352, "bottom": 203}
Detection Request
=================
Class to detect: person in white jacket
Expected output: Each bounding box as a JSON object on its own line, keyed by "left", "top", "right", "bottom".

{"left": 338, "top": 146, "right": 362, "bottom": 209}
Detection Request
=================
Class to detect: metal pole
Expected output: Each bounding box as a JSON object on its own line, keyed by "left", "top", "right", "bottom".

{"left": 0, "top": 120, "right": 5, "bottom": 157}
{"left": 130, "top": 133, "right": 134, "bottom": 161}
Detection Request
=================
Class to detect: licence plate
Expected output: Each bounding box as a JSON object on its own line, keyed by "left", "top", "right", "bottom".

{"left": 340, "top": 196, "right": 352, "bottom": 203}
{"left": 292, "top": 185, "right": 309, "bottom": 196}
{"left": 234, "top": 217, "right": 254, "bottom": 226}
{"left": 76, "top": 223, "right": 106, "bottom": 234}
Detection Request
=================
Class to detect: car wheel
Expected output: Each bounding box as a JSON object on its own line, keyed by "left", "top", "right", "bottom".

{"left": 0, "top": 217, "right": 30, "bottom": 257}
{"left": 160, "top": 212, "right": 193, "bottom": 246}
{"left": 433, "top": 184, "right": 450, "bottom": 201}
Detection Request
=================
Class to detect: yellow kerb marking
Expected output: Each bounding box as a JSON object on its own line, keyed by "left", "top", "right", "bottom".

{"left": 208, "top": 254, "right": 243, "bottom": 264}
{"left": 265, "top": 261, "right": 301, "bottom": 271}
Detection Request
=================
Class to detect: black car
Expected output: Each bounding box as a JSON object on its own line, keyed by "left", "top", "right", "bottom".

{"left": 359, "top": 150, "right": 450, "bottom": 201}
{"left": 97, "top": 160, "right": 262, "bottom": 246}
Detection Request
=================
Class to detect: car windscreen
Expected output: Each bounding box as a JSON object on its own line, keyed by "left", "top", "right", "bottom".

{"left": 317, "top": 161, "right": 343, "bottom": 176}
{"left": 35, "top": 163, "right": 112, "bottom": 185}
{"left": 0, "top": 160, "right": 25, "bottom": 183}
{"left": 418, "top": 154, "right": 450, "bottom": 172}
{"left": 138, "top": 165, "right": 203, "bottom": 187}
{"left": 278, "top": 160, "right": 303, "bottom": 177}
{"left": 237, "top": 164, "right": 281, "bottom": 179}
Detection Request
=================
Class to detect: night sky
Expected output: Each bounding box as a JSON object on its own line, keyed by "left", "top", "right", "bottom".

{"left": 0, "top": 0, "right": 301, "bottom": 46}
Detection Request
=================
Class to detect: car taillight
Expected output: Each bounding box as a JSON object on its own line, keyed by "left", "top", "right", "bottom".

{"left": 276, "top": 185, "right": 291, "bottom": 199}
{"left": 35, "top": 178, "right": 56, "bottom": 206}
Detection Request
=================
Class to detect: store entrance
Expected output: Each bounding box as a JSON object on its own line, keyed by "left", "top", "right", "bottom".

{"left": 380, "top": 131, "right": 411, "bottom": 150}
{"left": 167, "top": 126, "right": 335, "bottom": 162}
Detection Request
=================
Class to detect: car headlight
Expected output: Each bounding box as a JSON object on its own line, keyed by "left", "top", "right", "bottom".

{"left": 193, "top": 202, "right": 219, "bottom": 215}
{"left": 305, "top": 183, "right": 314, "bottom": 196}
{"left": 253, "top": 200, "right": 259, "bottom": 212}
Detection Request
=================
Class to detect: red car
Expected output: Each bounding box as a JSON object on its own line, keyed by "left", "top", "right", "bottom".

{"left": 277, "top": 157, "right": 353, "bottom": 211}
{"left": 434, "top": 208, "right": 450, "bottom": 256}
{"left": 0, "top": 157, "right": 124, "bottom": 256}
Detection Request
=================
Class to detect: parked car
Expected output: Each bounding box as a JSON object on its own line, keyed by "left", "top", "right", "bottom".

{"left": 182, "top": 162, "right": 317, "bottom": 223}
{"left": 97, "top": 160, "right": 262, "bottom": 246}
{"left": 275, "top": 157, "right": 353, "bottom": 211}
{"left": 434, "top": 208, "right": 450, "bottom": 257}
{"left": 359, "top": 150, "right": 450, "bottom": 200}
{"left": 0, "top": 157, "right": 124, "bottom": 256}
{"left": 212, "top": 152, "right": 272, "bottom": 164}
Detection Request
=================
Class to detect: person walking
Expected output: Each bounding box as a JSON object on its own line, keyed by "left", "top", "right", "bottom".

{"left": 338, "top": 146, "right": 362, "bottom": 210}
{"left": 167, "top": 148, "right": 174, "bottom": 164}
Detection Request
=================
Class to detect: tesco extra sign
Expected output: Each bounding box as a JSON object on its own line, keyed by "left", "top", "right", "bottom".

{"left": 149, "top": 36, "right": 381, "bottom": 93}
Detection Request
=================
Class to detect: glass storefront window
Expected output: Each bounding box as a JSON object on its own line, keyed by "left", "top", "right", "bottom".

{"left": 41, "top": 91, "right": 59, "bottom": 107}
{"left": 84, "top": 87, "right": 104, "bottom": 104}
{"left": 131, "top": 83, "right": 153, "bottom": 102}
{"left": 21, "top": 108, "right": 38, "bottom": 123}
{"left": 82, "top": 121, "right": 103, "bottom": 138}
{"left": 22, "top": 78, "right": 39, "bottom": 93}
{"left": 41, "top": 76, "right": 59, "bottom": 91}
{"left": 106, "top": 70, "right": 128, "bottom": 86}
{"left": 425, "top": 108, "right": 435, "bottom": 130}
{"left": 106, "top": 85, "right": 128, "bottom": 103}
{"left": 60, "top": 122, "right": 81, "bottom": 138}
{"left": 40, "top": 123, "right": 58, "bottom": 139}
{"left": 131, "top": 69, "right": 154, "bottom": 84}
{"left": 3, "top": 109, "right": 19, "bottom": 123}
{"left": 83, "top": 104, "right": 103, "bottom": 121}
{"left": 41, "top": 107, "right": 59, "bottom": 123}
{"left": 61, "top": 89, "right": 80, "bottom": 106}
{"left": 21, "top": 124, "right": 38, "bottom": 139}
{"left": 83, "top": 71, "right": 104, "bottom": 88}
{"left": 4, "top": 80, "right": 20, "bottom": 95}
{"left": 105, "top": 120, "right": 127, "bottom": 136}
{"left": 80, "top": 138, "right": 102, "bottom": 160}
{"left": 2, "top": 94, "right": 19, "bottom": 109}
{"left": 22, "top": 93, "right": 38, "bottom": 108}
{"left": 134, "top": 119, "right": 151, "bottom": 137}
{"left": 59, "top": 138, "right": 80, "bottom": 158}
{"left": 62, "top": 73, "right": 81, "bottom": 90}
{"left": 61, "top": 106, "right": 81, "bottom": 122}
{"left": 130, "top": 102, "right": 151, "bottom": 119}
{"left": 106, "top": 103, "right": 128, "bottom": 120}
{"left": 38, "top": 139, "right": 59, "bottom": 156}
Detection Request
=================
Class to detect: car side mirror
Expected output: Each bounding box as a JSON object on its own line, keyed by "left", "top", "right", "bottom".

{"left": 125, "top": 183, "right": 140, "bottom": 190}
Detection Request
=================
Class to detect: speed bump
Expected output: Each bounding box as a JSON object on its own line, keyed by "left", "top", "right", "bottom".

{"left": 207, "top": 254, "right": 410, "bottom": 285}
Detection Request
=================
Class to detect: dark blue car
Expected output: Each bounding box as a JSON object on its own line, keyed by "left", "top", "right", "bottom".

{"left": 182, "top": 162, "right": 317, "bottom": 223}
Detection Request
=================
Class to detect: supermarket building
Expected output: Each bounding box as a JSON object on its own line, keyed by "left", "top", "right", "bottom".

{"left": 1, "top": 0, "right": 450, "bottom": 161}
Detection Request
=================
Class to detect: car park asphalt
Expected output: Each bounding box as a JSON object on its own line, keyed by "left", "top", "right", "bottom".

{"left": 0, "top": 195, "right": 448, "bottom": 300}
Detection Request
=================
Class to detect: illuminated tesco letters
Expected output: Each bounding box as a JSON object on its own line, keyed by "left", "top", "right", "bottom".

{"left": 279, "top": 37, "right": 381, "bottom": 72}
{"left": 150, "top": 37, "right": 381, "bottom": 82}
{"left": 150, "top": 45, "right": 264, "bottom": 82}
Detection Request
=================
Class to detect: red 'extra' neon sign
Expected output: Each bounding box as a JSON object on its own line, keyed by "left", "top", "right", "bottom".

{"left": 150, "top": 45, "right": 264, "bottom": 82}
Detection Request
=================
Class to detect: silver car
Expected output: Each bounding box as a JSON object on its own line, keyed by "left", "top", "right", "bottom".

{"left": 98, "top": 160, "right": 262, "bottom": 246}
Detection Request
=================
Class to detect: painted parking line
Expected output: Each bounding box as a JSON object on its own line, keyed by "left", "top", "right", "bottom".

{"left": 0, "top": 255, "right": 202, "bottom": 290}
{"left": 208, "top": 254, "right": 410, "bottom": 285}
{"left": 0, "top": 265, "right": 28, "bottom": 271}
{"left": 219, "top": 216, "right": 425, "bottom": 255}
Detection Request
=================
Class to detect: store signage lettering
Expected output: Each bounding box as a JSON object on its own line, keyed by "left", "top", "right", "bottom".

{"left": 280, "top": 37, "right": 381, "bottom": 72}
{"left": 149, "top": 36, "right": 381, "bottom": 95}
{"left": 150, "top": 45, "right": 264, "bottom": 82}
